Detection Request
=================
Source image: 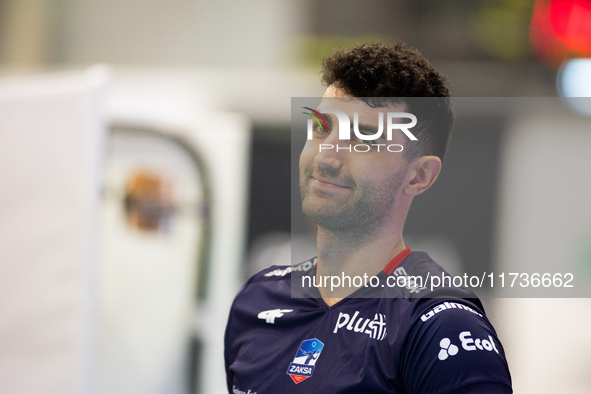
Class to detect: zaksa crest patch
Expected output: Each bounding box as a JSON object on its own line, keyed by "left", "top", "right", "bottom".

{"left": 286, "top": 338, "right": 324, "bottom": 384}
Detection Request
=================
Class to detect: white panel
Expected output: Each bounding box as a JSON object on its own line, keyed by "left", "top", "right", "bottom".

{"left": 98, "top": 130, "right": 206, "bottom": 394}
{"left": 0, "top": 67, "right": 107, "bottom": 394}
{"left": 495, "top": 105, "right": 591, "bottom": 393}
{"left": 187, "top": 112, "right": 251, "bottom": 394}
{"left": 107, "top": 74, "right": 251, "bottom": 394}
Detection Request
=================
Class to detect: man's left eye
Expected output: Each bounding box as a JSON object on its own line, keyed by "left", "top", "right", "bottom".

{"left": 356, "top": 135, "right": 376, "bottom": 144}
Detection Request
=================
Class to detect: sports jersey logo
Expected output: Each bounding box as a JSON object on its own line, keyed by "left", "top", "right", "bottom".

{"left": 459, "top": 331, "right": 499, "bottom": 354}
{"left": 333, "top": 311, "right": 387, "bottom": 341}
{"left": 438, "top": 331, "right": 500, "bottom": 361}
{"left": 264, "top": 258, "right": 316, "bottom": 277}
{"left": 420, "top": 301, "right": 483, "bottom": 322}
{"left": 438, "top": 338, "right": 459, "bottom": 360}
{"left": 286, "top": 338, "right": 324, "bottom": 384}
{"left": 232, "top": 385, "right": 257, "bottom": 394}
{"left": 257, "top": 309, "right": 293, "bottom": 324}
{"left": 392, "top": 266, "right": 427, "bottom": 294}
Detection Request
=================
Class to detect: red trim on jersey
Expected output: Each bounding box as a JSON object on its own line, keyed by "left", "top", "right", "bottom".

{"left": 382, "top": 246, "right": 412, "bottom": 275}
{"left": 313, "top": 247, "right": 411, "bottom": 274}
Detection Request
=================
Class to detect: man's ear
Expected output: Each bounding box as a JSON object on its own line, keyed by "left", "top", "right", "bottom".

{"left": 404, "top": 155, "right": 442, "bottom": 196}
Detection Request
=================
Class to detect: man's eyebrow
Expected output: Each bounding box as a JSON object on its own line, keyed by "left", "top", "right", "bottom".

{"left": 314, "top": 113, "right": 333, "bottom": 129}
{"left": 355, "top": 123, "right": 380, "bottom": 135}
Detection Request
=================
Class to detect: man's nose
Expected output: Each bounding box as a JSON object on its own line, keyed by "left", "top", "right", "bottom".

{"left": 313, "top": 129, "right": 347, "bottom": 170}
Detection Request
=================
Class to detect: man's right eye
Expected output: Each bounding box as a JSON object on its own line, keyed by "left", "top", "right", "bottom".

{"left": 313, "top": 123, "right": 329, "bottom": 134}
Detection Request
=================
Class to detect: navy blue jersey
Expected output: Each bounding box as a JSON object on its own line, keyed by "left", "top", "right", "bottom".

{"left": 225, "top": 250, "right": 512, "bottom": 393}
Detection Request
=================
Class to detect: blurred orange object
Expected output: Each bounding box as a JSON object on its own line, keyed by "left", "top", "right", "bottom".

{"left": 124, "top": 170, "right": 174, "bottom": 232}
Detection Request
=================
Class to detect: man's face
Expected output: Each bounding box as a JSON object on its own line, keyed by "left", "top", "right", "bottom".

{"left": 299, "top": 86, "right": 411, "bottom": 235}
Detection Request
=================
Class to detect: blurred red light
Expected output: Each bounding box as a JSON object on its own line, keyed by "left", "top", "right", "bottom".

{"left": 550, "top": 0, "right": 591, "bottom": 52}
{"left": 531, "top": 0, "right": 591, "bottom": 64}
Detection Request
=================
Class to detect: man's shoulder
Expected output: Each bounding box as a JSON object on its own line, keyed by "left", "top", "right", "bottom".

{"left": 232, "top": 257, "right": 318, "bottom": 304}
{"left": 382, "top": 250, "right": 478, "bottom": 300}
{"left": 253, "top": 256, "right": 317, "bottom": 282}
{"left": 227, "top": 258, "right": 318, "bottom": 327}
{"left": 395, "top": 253, "right": 511, "bottom": 392}
{"left": 394, "top": 250, "right": 446, "bottom": 280}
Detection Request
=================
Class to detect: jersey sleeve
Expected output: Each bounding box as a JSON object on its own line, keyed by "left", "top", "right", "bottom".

{"left": 224, "top": 287, "right": 240, "bottom": 392}
{"left": 400, "top": 301, "right": 512, "bottom": 394}
{"left": 224, "top": 275, "right": 256, "bottom": 393}
{"left": 224, "top": 265, "right": 290, "bottom": 392}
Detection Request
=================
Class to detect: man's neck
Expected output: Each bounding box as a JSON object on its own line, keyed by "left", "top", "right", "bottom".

{"left": 314, "top": 224, "right": 406, "bottom": 305}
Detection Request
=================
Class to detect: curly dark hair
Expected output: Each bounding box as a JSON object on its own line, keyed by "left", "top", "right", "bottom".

{"left": 321, "top": 43, "right": 454, "bottom": 161}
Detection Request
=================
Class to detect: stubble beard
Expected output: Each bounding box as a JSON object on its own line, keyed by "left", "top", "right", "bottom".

{"left": 300, "top": 165, "right": 405, "bottom": 238}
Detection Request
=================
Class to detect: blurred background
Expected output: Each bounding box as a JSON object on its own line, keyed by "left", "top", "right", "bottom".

{"left": 1, "top": 0, "right": 591, "bottom": 393}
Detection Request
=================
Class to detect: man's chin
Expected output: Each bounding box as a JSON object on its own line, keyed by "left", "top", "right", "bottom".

{"left": 302, "top": 204, "right": 348, "bottom": 229}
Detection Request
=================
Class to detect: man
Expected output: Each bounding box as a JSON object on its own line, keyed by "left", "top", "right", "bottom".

{"left": 225, "top": 43, "right": 512, "bottom": 393}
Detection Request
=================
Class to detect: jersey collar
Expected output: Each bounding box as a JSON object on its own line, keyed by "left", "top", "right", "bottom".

{"left": 312, "top": 246, "right": 412, "bottom": 276}
{"left": 382, "top": 246, "right": 412, "bottom": 275}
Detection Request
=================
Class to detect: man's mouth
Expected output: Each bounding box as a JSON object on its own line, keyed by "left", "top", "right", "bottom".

{"left": 311, "top": 176, "right": 350, "bottom": 189}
